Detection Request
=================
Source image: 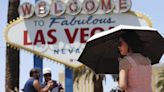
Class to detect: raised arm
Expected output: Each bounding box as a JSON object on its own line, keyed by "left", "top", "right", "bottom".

{"left": 33, "top": 80, "right": 52, "bottom": 92}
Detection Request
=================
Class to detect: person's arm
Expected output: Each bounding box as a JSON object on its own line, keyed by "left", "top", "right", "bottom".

{"left": 118, "top": 57, "right": 131, "bottom": 91}
{"left": 118, "top": 69, "right": 128, "bottom": 90}
{"left": 58, "top": 82, "right": 64, "bottom": 92}
{"left": 33, "top": 80, "right": 51, "bottom": 92}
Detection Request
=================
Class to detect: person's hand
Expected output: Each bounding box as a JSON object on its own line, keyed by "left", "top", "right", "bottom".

{"left": 47, "top": 80, "right": 54, "bottom": 89}
{"left": 60, "top": 89, "right": 64, "bottom": 92}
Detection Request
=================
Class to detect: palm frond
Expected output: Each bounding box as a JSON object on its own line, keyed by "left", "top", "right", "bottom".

{"left": 157, "top": 80, "right": 164, "bottom": 88}
{"left": 156, "top": 69, "right": 164, "bottom": 92}
{"left": 111, "top": 74, "right": 119, "bottom": 81}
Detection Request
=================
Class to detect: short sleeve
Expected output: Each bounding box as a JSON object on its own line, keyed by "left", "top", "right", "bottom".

{"left": 119, "top": 57, "right": 131, "bottom": 71}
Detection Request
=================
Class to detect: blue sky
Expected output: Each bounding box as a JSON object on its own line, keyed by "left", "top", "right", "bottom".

{"left": 0, "top": 0, "right": 164, "bottom": 92}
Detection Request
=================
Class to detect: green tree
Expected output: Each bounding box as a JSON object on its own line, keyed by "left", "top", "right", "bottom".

{"left": 5, "top": 0, "right": 20, "bottom": 92}
{"left": 156, "top": 69, "right": 164, "bottom": 92}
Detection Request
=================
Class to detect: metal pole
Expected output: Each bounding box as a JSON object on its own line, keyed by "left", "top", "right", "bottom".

{"left": 65, "top": 68, "right": 73, "bottom": 92}
{"left": 34, "top": 0, "right": 43, "bottom": 82}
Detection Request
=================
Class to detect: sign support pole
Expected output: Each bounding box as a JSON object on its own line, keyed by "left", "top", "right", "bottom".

{"left": 65, "top": 67, "right": 73, "bottom": 92}
{"left": 34, "top": 56, "right": 43, "bottom": 82}
{"left": 34, "top": 0, "right": 43, "bottom": 82}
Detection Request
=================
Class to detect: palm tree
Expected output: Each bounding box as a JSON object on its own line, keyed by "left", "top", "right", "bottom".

{"left": 93, "top": 74, "right": 104, "bottom": 92}
{"left": 73, "top": 67, "right": 105, "bottom": 92}
{"left": 5, "top": 0, "right": 20, "bottom": 92}
{"left": 156, "top": 69, "right": 164, "bottom": 92}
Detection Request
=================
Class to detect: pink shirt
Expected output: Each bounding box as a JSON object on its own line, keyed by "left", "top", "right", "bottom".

{"left": 119, "top": 53, "right": 152, "bottom": 92}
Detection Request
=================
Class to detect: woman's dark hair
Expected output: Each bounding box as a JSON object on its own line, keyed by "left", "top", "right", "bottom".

{"left": 119, "top": 31, "right": 143, "bottom": 54}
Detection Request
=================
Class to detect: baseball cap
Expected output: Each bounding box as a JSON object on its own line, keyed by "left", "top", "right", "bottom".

{"left": 43, "top": 68, "right": 51, "bottom": 75}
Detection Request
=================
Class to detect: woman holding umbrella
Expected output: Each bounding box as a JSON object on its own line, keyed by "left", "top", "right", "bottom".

{"left": 78, "top": 25, "right": 164, "bottom": 91}
{"left": 117, "top": 31, "right": 152, "bottom": 92}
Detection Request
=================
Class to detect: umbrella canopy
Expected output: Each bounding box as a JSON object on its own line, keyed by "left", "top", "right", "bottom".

{"left": 78, "top": 25, "right": 164, "bottom": 74}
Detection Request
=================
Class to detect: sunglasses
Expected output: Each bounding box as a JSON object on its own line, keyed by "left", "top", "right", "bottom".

{"left": 34, "top": 71, "right": 40, "bottom": 74}
{"left": 44, "top": 73, "right": 51, "bottom": 77}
